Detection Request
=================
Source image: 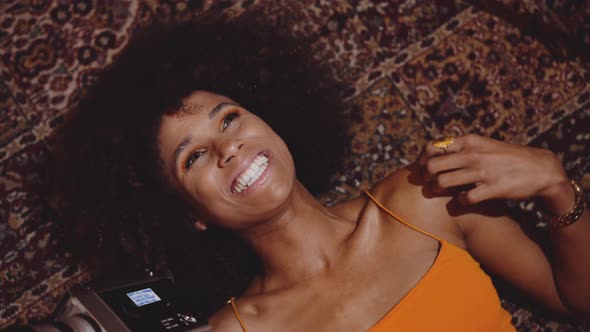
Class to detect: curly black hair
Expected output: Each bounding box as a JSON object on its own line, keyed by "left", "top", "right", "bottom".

{"left": 50, "top": 13, "right": 349, "bottom": 313}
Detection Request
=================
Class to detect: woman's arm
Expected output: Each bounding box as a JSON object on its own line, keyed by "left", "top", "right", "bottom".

{"left": 417, "top": 134, "right": 590, "bottom": 318}
{"left": 543, "top": 182, "right": 590, "bottom": 318}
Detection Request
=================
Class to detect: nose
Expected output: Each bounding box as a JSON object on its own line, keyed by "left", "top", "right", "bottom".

{"left": 216, "top": 137, "right": 244, "bottom": 167}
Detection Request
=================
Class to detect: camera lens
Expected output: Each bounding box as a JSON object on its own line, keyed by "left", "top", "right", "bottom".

{"left": 59, "top": 314, "right": 99, "bottom": 332}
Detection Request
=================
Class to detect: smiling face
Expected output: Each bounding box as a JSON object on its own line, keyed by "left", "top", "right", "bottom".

{"left": 158, "top": 91, "right": 297, "bottom": 230}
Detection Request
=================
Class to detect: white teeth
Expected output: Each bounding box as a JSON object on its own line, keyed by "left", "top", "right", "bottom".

{"left": 232, "top": 154, "right": 269, "bottom": 193}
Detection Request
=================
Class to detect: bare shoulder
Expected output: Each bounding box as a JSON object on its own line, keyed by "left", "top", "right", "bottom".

{"left": 327, "top": 165, "right": 427, "bottom": 221}
{"left": 361, "top": 164, "right": 570, "bottom": 315}
{"left": 373, "top": 162, "right": 443, "bottom": 199}
{"left": 370, "top": 164, "right": 466, "bottom": 246}
{"left": 329, "top": 164, "right": 463, "bottom": 244}
{"left": 209, "top": 304, "right": 247, "bottom": 332}
{"left": 209, "top": 297, "right": 284, "bottom": 332}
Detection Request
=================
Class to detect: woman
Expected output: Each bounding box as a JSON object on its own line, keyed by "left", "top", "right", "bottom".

{"left": 51, "top": 16, "right": 590, "bottom": 331}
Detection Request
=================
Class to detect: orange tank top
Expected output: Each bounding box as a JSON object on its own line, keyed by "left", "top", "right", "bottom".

{"left": 227, "top": 191, "right": 516, "bottom": 331}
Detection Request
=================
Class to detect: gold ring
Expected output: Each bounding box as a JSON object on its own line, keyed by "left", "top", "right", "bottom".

{"left": 432, "top": 136, "right": 454, "bottom": 153}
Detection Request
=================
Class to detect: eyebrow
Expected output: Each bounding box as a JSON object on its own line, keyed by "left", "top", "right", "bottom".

{"left": 208, "top": 102, "right": 236, "bottom": 119}
{"left": 172, "top": 135, "right": 193, "bottom": 171}
{"left": 171, "top": 102, "right": 238, "bottom": 171}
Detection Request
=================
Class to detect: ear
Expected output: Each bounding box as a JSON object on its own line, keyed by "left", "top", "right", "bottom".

{"left": 193, "top": 220, "right": 208, "bottom": 232}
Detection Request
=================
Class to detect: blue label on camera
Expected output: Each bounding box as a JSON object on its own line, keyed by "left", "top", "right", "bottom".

{"left": 126, "top": 288, "right": 162, "bottom": 307}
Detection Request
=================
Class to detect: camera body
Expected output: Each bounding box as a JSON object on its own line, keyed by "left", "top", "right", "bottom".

{"left": 30, "top": 271, "right": 211, "bottom": 332}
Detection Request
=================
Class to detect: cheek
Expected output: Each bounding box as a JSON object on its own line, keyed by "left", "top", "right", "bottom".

{"left": 184, "top": 169, "right": 242, "bottom": 217}
{"left": 181, "top": 169, "right": 219, "bottom": 207}
{"left": 261, "top": 126, "right": 293, "bottom": 162}
{"left": 273, "top": 135, "right": 296, "bottom": 173}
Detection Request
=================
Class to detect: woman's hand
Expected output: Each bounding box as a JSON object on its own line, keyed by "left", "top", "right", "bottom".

{"left": 416, "top": 134, "right": 590, "bottom": 317}
{"left": 417, "top": 134, "right": 573, "bottom": 215}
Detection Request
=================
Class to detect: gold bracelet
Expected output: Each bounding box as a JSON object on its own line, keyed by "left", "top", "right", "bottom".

{"left": 549, "top": 180, "right": 586, "bottom": 229}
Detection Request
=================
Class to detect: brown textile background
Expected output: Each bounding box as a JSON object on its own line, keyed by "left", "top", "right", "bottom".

{"left": 1, "top": 0, "right": 589, "bottom": 330}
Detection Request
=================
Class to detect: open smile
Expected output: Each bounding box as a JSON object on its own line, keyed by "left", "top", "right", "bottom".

{"left": 231, "top": 152, "right": 270, "bottom": 193}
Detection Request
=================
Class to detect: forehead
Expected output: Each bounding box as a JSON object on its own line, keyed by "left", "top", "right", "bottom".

{"left": 175, "top": 90, "right": 234, "bottom": 117}
{"left": 160, "top": 91, "right": 236, "bottom": 141}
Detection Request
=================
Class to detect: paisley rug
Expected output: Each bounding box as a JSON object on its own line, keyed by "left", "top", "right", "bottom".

{"left": 1, "top": 0, "right": 589, "bottom": 330}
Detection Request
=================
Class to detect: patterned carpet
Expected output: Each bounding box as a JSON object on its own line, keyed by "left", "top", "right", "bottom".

{"left": 1, "top": 0, "right": 589, "bottom": 330}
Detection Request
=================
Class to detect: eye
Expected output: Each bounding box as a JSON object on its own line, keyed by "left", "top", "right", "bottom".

{"left": 184, "top": 150, "right": 204, "bottom": 169}
{"left": 222, "top": 111, "right": 240, "bottom": 131}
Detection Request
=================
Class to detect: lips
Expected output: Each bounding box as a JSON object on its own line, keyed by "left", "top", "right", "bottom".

{"left": 231, "top": 152, "right": 269, "bottom": 193}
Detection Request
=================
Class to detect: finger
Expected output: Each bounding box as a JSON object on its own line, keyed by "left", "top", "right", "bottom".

{"left": 416, "top": 144, "right": 428, "bottom": 166}
{"left": 418, "top": 135, "right": 463, "bottom": 166}
{"left": 422, "top": 152, "right": 475, "bottom": 181}
{"left": 454, "top": 134, "right": 499, "bottom": 153}
{"left": 458, "top": 183, "right": 499, "bottom": 205}
{"left": 431, "top": 168, "right": 482, "bottom": 193}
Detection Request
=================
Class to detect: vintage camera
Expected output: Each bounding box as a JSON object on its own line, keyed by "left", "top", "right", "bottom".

{"left": 17, "top": 270, "right": 211, "bottom": 332}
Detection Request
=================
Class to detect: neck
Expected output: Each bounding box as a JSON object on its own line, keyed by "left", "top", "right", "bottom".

{"left": 239, "top": 181, "right": 356, "bottom": 292}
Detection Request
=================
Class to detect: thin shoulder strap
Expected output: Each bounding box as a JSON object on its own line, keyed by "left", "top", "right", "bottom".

{"left": 364, "top": 189, "right": 442, "bottom": 242}
{"left": 226, "top": 297, "right": 249, "bottom": 332}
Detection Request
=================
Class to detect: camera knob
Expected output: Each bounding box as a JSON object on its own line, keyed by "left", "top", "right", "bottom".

{"left": 179, "top": 313, "right": 198, "bottom": 323}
